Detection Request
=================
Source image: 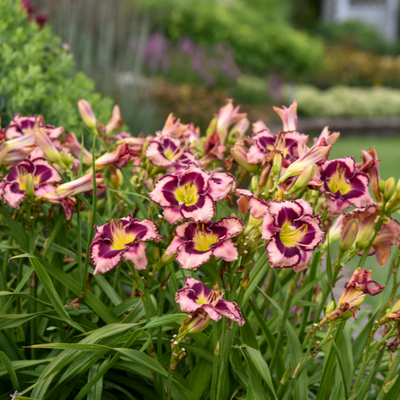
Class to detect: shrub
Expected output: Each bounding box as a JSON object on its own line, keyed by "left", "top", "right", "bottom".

{"left": 0, "top": 0, "right": 113, "bottom": 131}
{"left": 292, "top": 84, "right": 400, "bottom": 117}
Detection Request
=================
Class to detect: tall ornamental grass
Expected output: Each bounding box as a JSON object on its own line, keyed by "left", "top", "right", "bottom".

{"left": 0, "top": 99, "right": 399, "bottom": 400}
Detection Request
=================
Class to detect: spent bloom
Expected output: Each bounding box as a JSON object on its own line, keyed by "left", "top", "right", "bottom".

{"left": 0, "top": 158, "right": 61, "bottom": 208}
{"left": 90, "top": 216, "right": 162, "bottom": 274}
{"left": 149, "top": 164, "right": 236, "bottom": 224}
{"left": 175, "top": 277, "right": 244, "bottom": 334}
{"left": 262, "top": 200, "right": 324, "bottom": 271}
{"left": 320, "top": 268, "right": 385, "bottom": 326}
{"left": 166, "top": 217, "right": 243, "bottom": 269}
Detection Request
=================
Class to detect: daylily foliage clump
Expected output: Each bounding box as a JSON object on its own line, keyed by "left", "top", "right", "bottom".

{"left": 1, "top": 99, "right": 400, "bottom": 399}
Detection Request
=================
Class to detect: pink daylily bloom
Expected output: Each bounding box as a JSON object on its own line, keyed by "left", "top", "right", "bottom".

{"left": 105, "top": 105, "right": 124, "bottom": 134}
{"left": 90, "top": 216, "right": 162, "bottom": 274}
{"left": 4, "top": 114, "right": 64, "bottom": 140}
{"left": 149, "top": 164, "right": 236, "bottom": 223}
{"left": 236, "top": 189, "right": 269, "bottom": 219}
{"left": 278, "top": 138, "right": 332, "bottom": 183}
{"left": 95, "top": 143, "right": 136, "bottom": 170}
{"left": 0, "top": 158, "right": 61, "bottom": 208}
{"left": 320, "top": 157, "right": 373, "bottom": 217}
{"left": 145, "top": 135, "right": 198, "bottom": 172}
{"left": 356, "top": 147, "right": 382, "bottom": 203}
{"left": 343, "top": 205, "right": 400, "bottom": 266}
{"left": 166, "top": 217, "right": 244, "bottom": 269}
{"left": 216, "top": 100, "right": 247, "bottom": 143}
{"left": 160, "top": 113, "right": 188, "bottom": 138}
{"left": 262, "top": 200, "right": 324, "bottom": 271}
{"left": 273, "top": 101, "right": 298, "bottom": 132}
{"left": 56, "top": 171, "right": 106, "bottom": 197}
{"left": 247, "top": 130, "right": 309, "bottom": 165}
{"left": 176, "top": 277, "right": 245, "bottom": 326}
{"left": 78, "top": 100, "right": 96, "bottom": 130}
{"left": 64, "top": 132, "right": 93, "bottom": 165}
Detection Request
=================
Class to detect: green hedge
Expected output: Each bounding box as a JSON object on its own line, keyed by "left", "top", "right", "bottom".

{"left": 0, "top": 0, "right": 113, "bottom": 130}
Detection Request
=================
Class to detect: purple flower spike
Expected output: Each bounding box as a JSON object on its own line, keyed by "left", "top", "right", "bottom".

{"left": 320, "top": 157, "right": 373, "bottom": 217}
{"left": 166, "top": 217, "right": 243, "bottom": 269}
{"left": 262, "top": 200, "right": 324, "bottom": 271}
{"left": 176, "top": 277, "right": 245, "bottom": 327}
{"left": 0, "top": 158, "right": 61, "bottom": 208}
{"left": 90, "top": 216, "right": 162, "bottom": 275}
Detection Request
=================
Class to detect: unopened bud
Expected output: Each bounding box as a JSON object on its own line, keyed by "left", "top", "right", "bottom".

{"left": 78, "top": 100, "right": 96, "bottom": 130}
{"left": 34, "top": 126, "right": 67, "bottom": 169}
{"left": 340, "top": 218, "right": 358, "bottom": 251}
{"left": 251, "top": 176, "right": 258, "bottom": 193}
{"left": 24, "top": 173, "right": 35, "bottom": 197}
{"left": 326, "top": 300, "right": 335, "bottom": 315}
{"left": 289, "top": 164, "right": 317, "bottom": 193}
{"left": 180, "top": 314, "right": 212, "bottom": 335}
{"left": 357, "top": 229, "right": 375, "bottom": 250}
{"left": 272, "top": 153, "right": 282, "bottom": 176}
{"left": 231, "top": 146, "right": 258, "bottom": 173}
{"left": 161, "top": 251, "right": 176, "bottom": 266}
{"left": 382, "top": 177, "right": 396, "bottom": 201}
{"left": 110, "top": 167, "right": 123, "bottom": 189}
{"left": 206, "top": 118, "right": 217, "bottom": 137}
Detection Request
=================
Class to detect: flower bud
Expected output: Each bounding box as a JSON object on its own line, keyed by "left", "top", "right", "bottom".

{"left": 381, "top": 177, "right": 396, "bottom": 201}
{"left": 251, "top": 176, "right": 258, "bottom": 193}
{"left": 272, "top": 153, "right": 282, "bottom": 176}
{"left": 356, "top": 229, "right": 375, "bottom": 250}
{"left": 180, "top": 314, "right": 212, "bottom": 335}
{"left": 326, "top": 300, "right": 335, "bottom": 314}
{"left": 78, "top": 100, "right": 96, "bottom": 130}
{"left": 110, "top": 166, "right": 123, "bottom": 189}
{"left": 289, "top": 164, "right": 317, "bottom": 193}
{"left": 24, "top": 173, "right": 35, "bottom": 197}
{"left": 231, "top": 145, "right": 258, "bottom": 173}
{"left": 340, "top": 218, "right": 358, "bottom": 251}
{"left": 34, "top": 126, "right": 67, "bottom": 169}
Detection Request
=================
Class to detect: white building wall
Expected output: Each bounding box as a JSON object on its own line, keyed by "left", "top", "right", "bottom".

{"left": 322, "top": 0, "right": 400, "bottom": 41}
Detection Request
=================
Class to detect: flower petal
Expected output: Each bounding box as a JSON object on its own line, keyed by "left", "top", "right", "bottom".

{"left": 33, "top": 158, "right": 62, "bottom": 184}
{"left": 180, "top": 194, "right": 215, "bottom": 222}
{"left": 175, "top": 287, "right": 203, "bottom": 313}
{"left": 211, "top": 217, "right": 244, "bottom": 239}
{"left": 91, "top": 240, "right": 123, "bottom": 275}
{"left": 123, "top": 241, "right": 148, "bottom": 270}
{"left": 2, "top": 182, "right": 26, "bottom": 208}
{"left": 212, "top": 239, "right": 238, "bottom": 262}
{"left": 149, "top": 174, "right": 179, "bottom": 207}
{"left": 261, "top": 213, "right": 277, "bottom": 240}
{"left": 166, "top": 236, "right": 186, "bottom": 255}
{"left": 268, "top": 200, "right": 304, "bottom": 225}
{"left": 163, "top": 207, "right": 183, "bottom": 224}
{"left": 175, "top": 242, "right": 212, "bottom": 269}
{"left": 266, "top": 235, "right": 301, "bottom": 268}
{"left": 178, "top": 164, "right": 210, "bottom": 194}
{"left": 208, "top": 172, "right": 236, "bottom": 201}
{"left": 214, "top": 299, "right": 245, "bottom": 326}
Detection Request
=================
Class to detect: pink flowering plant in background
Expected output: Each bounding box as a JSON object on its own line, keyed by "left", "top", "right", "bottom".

{"left": 2, "top": 96, "right": 400, "bottom": 400}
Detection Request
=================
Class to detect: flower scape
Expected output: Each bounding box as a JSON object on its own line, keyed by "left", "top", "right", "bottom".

{"left": 1, "top": 99, "right": 400, "bottom": 399}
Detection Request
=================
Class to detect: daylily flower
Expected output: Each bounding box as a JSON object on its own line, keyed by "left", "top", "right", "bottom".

{"left": 0, "top": 133, "right": 37, "bottom": 166}
{"left": 216, "top": 100, "right": 247, "bottom": 143}
{"left": 94, "top": 143, "right": 136, "bottom": 170}
{"left": 78, "top": 100, "right": 96, "bottom": 130}
{"left": 41, "top": 192, "right": 77, "bottom": 220}
{"left": 278, "top": 138, "right": 332, "bottom": 183}
{"left": 56, "top": 171, "right": 106, "bottom": 197}
{"left": 5, "top": 114, "right": 64, "bottom": 140}
{"left": 320, "top": 268, "right": 385, "bottom": 326}
{"left": 145, "top": 135, "right": 198, "bottom": 172}
{"left": 149, "top": 164, "right": 236, "bottom": 223}
{"left": 0, "top": 158, "right": 61, "bottom": 208}
{"left": 230, "top": 139, "right": 259, "bottom": 173}
{"left": 64, "top": 132, "right": 93, "bottom": 165}
{"left": 342, "top": 205, "right": 400, "bottom": 266}
{"left": 175, "top": 277, "right": 245, "bottom": 334}
{"left": 105, "top": 105, "right": 124, "bottom": 134}
{"left": 165, "top": 217, "right": 243, "bottom": 269}
{"left": 262, "top": 200, "right": 324, "bottom": 271}
{"left": 159, "top": 113, "right": 188, "bottom": 138}
{"left": 247, "top": 130, "right": 309, "bottom": 165}
{"left": 273, "top": 101, "right": 298, "bottom": 132}
{"left": 90, "top": 216, "right": 162, "bottom": 274}
{"left": 356, "top": 147, "right": 382, "bottom": 203}
{"left": 320, "top": 157, "right": 373, "bottom": 217}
